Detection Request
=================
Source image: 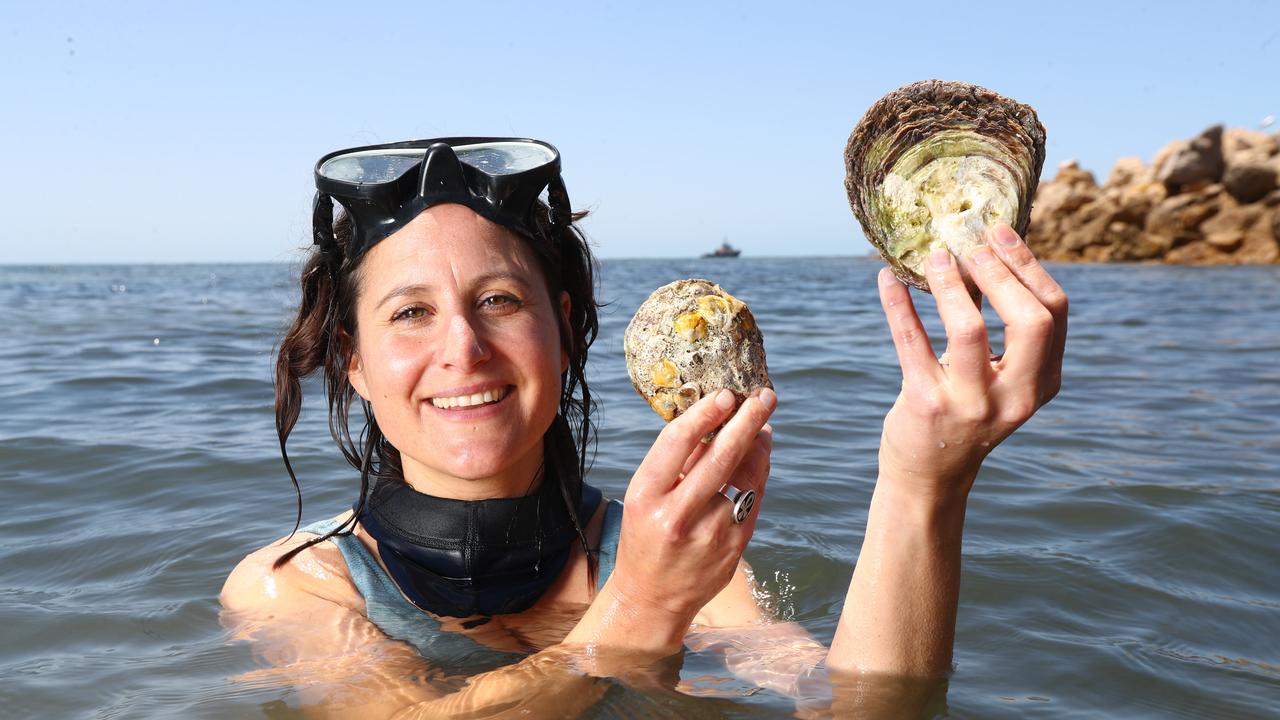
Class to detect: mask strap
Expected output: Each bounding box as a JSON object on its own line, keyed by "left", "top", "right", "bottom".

{"left": 312, "top": 192, "right": 337, "bottom": 251}
{"left": 311, "top": 192, "right": 342, "bottom": 280}
{"left": 546, "top": 176, "right": 571, "bottom": 233}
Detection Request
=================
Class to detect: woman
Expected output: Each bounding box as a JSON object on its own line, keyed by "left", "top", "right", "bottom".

{"left": 222, "top": 137, "right": 1067, "bottom": 717}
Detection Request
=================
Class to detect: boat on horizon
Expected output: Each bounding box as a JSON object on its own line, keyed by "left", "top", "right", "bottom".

{"left": 701, "top": 239, "right": 741, "bottom": 258}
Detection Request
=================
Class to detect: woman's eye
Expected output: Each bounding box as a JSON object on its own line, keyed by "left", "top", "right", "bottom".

{"left": 480, "top": 294, "right": 522, "bottom": 312}
{"left": 392, "top": 305, "right": 429, "bottom": 323}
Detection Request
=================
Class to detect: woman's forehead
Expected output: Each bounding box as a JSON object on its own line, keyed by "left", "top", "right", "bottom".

{"left": 359, "top": 205, "right": 543, "bottom": 291}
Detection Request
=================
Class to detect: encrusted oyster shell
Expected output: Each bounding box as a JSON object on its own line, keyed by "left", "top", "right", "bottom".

{"left": 624, "top": 279, "right": 770, "bottom": 422}
{"left": 845, "top": 79, "right": 1046, "bottom": 292}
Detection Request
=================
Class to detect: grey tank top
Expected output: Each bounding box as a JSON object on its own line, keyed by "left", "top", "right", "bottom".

{"left": 299, "top": 498, "right": 623, "bottom": 665}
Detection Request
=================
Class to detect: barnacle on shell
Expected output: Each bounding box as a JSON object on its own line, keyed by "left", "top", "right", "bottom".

{"left": 674, "top": 382, "right": 701, "bottom": 413}
{"left": 845, "top": 79, "right": 1046, "bottom": 292}
{"left": 649, "top": 359, "right": 681, "bottom": 388}
{"left": 696, "top": 295, "right": 732, "bottom": 330}
{"left": 648, "top": 393, "right": 678, "bottom": 422}
{"left": 624, "top": 279, "right": 771, "bottom": 423}
{"left": 673, "top": 312, "right": 708, "bottom": 342}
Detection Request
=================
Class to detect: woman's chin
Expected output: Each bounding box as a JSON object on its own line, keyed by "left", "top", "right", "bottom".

{"left": 400, "top": 444, "right": 544, "bottom": 495}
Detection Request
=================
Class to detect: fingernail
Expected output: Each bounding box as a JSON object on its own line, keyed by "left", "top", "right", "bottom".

{"left": 715, "top": 388, "right": 736, "bottom": 410}
{"left": 928, "top": 248, "right": 952, "bottom": 270}
{"left": 968, "top": 247, "right": 994, "bottom": 265}
{"left": 878, "top": 267, "right": 899, "bottom": 286}
{"left": 758, "top": 387, "right": 777, "bottom": 411}
{"left": 993, "top": 225, "right": 1021, "bottom": 247}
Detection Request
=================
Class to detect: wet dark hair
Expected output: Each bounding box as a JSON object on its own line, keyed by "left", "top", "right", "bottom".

{"left": 271, "top": 200, "right": 601, "bottom": 575}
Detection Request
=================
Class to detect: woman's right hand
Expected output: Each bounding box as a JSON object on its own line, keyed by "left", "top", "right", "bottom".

{"left": 565, "top": 387, "right": 776, "bottom": 655}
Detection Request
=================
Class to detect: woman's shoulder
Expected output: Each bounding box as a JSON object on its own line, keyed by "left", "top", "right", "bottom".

{"left": 220, "top": 514, "right": 362, "bottom": 613}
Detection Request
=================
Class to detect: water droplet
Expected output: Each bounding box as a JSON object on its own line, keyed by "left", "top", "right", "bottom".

{"left": 937, "top": 440, "right": 947, "bottom": 449}
{"left": 980, "top": 441, "right": 991, "bottom": 448}
{"left": 153, "top": 338, "right": 160, "bottom": 345}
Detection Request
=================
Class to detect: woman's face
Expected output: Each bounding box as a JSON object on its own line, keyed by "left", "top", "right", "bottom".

{"left": 346, "top": 204, "right": 569, "bottom": 499}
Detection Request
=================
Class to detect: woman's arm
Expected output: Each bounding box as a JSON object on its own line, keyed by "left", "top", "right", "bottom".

{"left": 828, "top": 225, "right": 1068, "bottom": 675}
{"left": 223, "top": 559, "right": 616, "bottom": 719}
{"left": 221, "top": 540, "right": 450, "bottom": 717}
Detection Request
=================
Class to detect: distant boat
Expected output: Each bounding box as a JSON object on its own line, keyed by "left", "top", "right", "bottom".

{"left": 701, "top": 240, "right": 741, "bottom": 258}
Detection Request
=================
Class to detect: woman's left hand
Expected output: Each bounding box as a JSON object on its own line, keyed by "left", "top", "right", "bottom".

{"left": 876, "top": 224, "right": 1068, "bottom": 499}
{"left": 562, "top": 387, "right": 775, "bottom": 659}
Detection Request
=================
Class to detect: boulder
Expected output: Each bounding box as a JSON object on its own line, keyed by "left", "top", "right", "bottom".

{"left": 1144, "top": 192, "right": 1219, "bottom": 247}
{"left": 1223, "top": 158, "right": 1278, "bottom": 203}
{"left": 1164, "top": 240, "right": 1229, "bottom": 265}
{"left": 1053, "top": 159, "right": 1098, "bottom": 187}
{"left": 1199, "top": 199, "right": 1262, "bottom": 253}
{"left": 1154, "top": 125, "right": 1225, "bottom": 191}
{"left": 1106, "top": 157, "right": 1151, "bottom": 187}
{"left": 1114, "top": 181, "right": 1168, "bottom": 224}
{"left": 1222, "top": 128, "right": 1278, "bottom": 166}
{"left": 1233, "top": 207, "right": 1280, "bottom": 264}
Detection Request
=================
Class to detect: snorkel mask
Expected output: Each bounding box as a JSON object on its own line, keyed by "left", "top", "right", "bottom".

{"left": 312, "top": 137, "right": 572, "bottom": 258}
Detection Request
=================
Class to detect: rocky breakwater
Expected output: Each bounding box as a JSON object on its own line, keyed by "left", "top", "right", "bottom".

{"left": 1025, "top": 125, "right": 1280, "bottom": 264}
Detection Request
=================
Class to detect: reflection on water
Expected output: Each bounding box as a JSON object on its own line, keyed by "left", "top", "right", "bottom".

{"left": 0, "top": 260, "right": 1277, "bottom": 718}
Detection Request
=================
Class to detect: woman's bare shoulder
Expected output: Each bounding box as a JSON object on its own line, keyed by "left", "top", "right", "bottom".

{"left": 221, "top": 516, "right": 362, "bottom": 613}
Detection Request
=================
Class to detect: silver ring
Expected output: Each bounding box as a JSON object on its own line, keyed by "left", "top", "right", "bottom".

{"left": 718, "top": 483, "right": 757, "bottom": 524}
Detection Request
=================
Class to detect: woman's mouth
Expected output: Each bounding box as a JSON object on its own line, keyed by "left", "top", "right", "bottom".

{"left": 429, "top": 385, "right": 510, "bottom": 410}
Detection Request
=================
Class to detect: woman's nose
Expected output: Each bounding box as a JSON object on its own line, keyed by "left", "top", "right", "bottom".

{"left": 439, "top": 312, "right": 491, "bottom": 369}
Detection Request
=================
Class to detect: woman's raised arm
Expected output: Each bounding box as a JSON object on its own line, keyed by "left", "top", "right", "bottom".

{"left": 827, "top": 224, "right": 1068, "bottom": 675}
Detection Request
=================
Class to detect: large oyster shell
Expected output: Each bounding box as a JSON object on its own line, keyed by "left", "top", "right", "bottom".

{"left": 624, "top": 279, "right": 770, "bottom": 422}
{"left": 845, "top": 79, "right": 1046, "bottom": 292}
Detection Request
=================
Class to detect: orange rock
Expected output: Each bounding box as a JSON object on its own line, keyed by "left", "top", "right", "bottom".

{"left": 1234, "top": 207, "right": 1280, "bottom": 264}
{"left": 1105, "top": 157, "right": 1151, "bottom": 188}
{"left": 1026, "top": 126, "right": 1279, "bottom": 264}
{"left": 1154, "top": 125, "right": 1225, "bottom": 191}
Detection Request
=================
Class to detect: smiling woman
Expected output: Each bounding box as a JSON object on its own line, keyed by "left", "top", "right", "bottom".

{"left": 346, "top": 207, "right": 569, "bottom": 497}
{"left": 219, "top": 135, "right": 1068, "bottom": 718}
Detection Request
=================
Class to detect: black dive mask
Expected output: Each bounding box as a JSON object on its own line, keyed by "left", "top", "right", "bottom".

{"left": 359, "top": 475, "right": 602, "bottom": 618}
{"left": 313, "top": 137, "right": 571, "bottom": 259}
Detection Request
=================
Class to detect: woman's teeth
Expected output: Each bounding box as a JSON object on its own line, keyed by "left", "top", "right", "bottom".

{"left": 430, "top": 387, "right": 507, "bottom": 409}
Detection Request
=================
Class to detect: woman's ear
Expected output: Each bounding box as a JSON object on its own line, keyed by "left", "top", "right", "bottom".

{"left": 558, "top": 290, "right": 572, "bottom": 374}
{"left": 347, "top": 342, "right": 370, "bottom": 401}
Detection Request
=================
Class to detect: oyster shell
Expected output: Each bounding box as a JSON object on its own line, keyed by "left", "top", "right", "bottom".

{"left": 845, "top": 79, "right": 1046, "bottom": 292}
{"left": 624, "top": 279, "right": 770, "bottom": 422}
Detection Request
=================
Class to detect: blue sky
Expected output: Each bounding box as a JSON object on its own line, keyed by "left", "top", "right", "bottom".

{"left": 3, "top": 0, "right": 1277, "bottom": 263}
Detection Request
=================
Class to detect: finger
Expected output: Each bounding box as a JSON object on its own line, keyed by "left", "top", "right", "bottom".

{"left": 696, "top": 426, "right": 772, "bottom": 535}
{"left": 675, "top": 388, "right": 776, "bottom": 510}
{"left": 678, "top": 441, "right": 708, "bottom": 479}
{"left": 878, "top": 268, "right": 942, "bottom": 385}
{"left": 988, "top": 225, "right": 1069, "bottom": 400}
{"left": 632, "top": 389, "right": 739, "bottom": 498}
{"left": 959, "top": 244, "right": 1053, "bottom": 379}
{"left": 925, "top": 248, "right": 992, "bottom": 387}
{"left": 677, "top": 388, "right": 772, "bottom": 479}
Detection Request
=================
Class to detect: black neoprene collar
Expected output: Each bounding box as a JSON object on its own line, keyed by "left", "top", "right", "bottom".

{"left": 359, "top": 473, "right": 602, "bottom": 618}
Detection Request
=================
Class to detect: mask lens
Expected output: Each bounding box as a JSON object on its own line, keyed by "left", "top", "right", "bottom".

{"left": 319, "top": 141, "right": 555, "bottom": 185}
{"left": 454, "top": 142, "right": 555, "bottom": 176}
{"left": 319, "top": 150, "right": 424, "bottom": 184}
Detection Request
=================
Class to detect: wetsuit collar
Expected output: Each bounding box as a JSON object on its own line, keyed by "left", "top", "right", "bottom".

{"left": 359, "top": 473, "right": 601, "bottom": 618}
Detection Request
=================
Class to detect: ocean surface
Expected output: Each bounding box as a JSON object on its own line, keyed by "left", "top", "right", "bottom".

{"left": 1, "top": 258, "right": 1277, "bottom": 719}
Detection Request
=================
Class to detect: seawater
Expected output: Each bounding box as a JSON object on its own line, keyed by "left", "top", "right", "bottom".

{"left": 0, "top": 259, "right": 1277, "bottom": 719}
